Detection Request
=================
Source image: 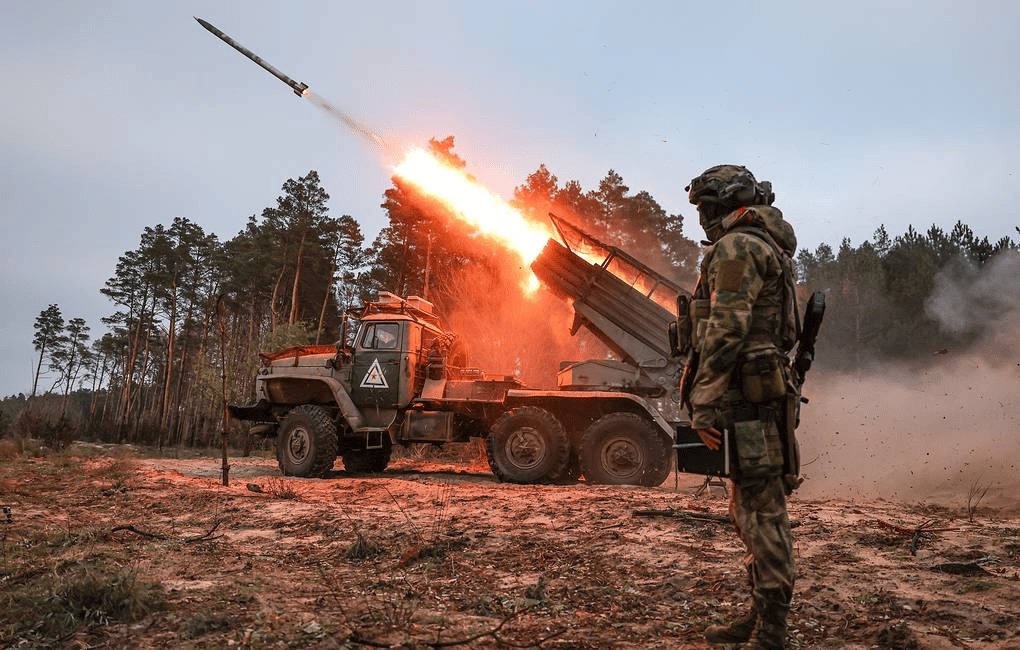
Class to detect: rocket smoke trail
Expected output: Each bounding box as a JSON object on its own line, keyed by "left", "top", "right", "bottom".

{"left": 303, "top": 91, "right": 385, "bottom": 148}
{"left": 195, "top": 17, "right": 384, "bottom": 148}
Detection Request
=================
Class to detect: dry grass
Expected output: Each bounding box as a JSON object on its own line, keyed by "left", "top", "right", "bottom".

{"left": 966, "top": 478, "right": 991, "bottom": 522}
{"left": 2, "top": 560, "right": 164, "bottom": 640}
{"left": 3, "top": 448, "right": 1020, "bottom": 648}
{"left": 0, "top": 439, "right": 20, "bottom": 461}
{"left": 0, "top": 450, "right": 162, "bottom": 644}
{"left": 261, "top": 476, "right": 303, "bottom": 499}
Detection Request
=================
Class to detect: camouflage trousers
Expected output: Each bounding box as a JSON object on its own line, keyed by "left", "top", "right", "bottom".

{"left": 730, "top": 474, "right": 795, "bottom": 601}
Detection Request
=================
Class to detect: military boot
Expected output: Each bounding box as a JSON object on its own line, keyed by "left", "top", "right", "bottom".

{"left": 742, "top": 589, "right": 790, "bottom": 649}
{"left": 703, "top": 599, "right": 757, "bottom": 644}
{"left": 704, "top": 568, "right": 757, "bottom": 644}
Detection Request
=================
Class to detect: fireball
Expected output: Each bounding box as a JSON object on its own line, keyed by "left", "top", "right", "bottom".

{"left": 393, "top": 148, "right": 554, "bottom": 285}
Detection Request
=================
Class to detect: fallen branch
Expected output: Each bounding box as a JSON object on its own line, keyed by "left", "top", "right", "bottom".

{"left": 874, "top": 518, "right": 957, "bottom": 535}
{"left": 111, "top": 519, "right": 224, "bottom": 543}
{"left": 634, "top": 508, "right": 801, "bottom": 528}
{"left": 183, "top": 519, "right": 224, "bottom": 543}
{"left": 110, "top": 525, "right": 167, "bottom": 540}
{"left": 633, "top": 508, "right": 731, "bottom": 524}
{"left": 873, "top": 518, "right": 958, "bottom": 556}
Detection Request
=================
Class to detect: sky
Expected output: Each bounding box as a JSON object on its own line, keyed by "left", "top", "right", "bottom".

{"left": 2, "top": 0, "right": 1019, "bottom": 399}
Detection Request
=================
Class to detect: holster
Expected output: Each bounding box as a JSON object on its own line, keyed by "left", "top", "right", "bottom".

{"left": 782, "top": 381, "right": 803, "bottom": 494}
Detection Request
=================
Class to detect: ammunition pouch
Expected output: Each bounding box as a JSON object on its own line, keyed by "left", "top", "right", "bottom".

{"left": 723, "top": 391, "right": 801, "bottom": 491}
{"left": 675, "top": 295, "right": 709, "bottom": 414}
{"left": 728, "top": 415, "right": 784, "bottom": 481}
{"left": 690, "top": 298, "right": 711, "bottom": 349}
{"left": 738, "top": 344, "right": 787, "bottom": 404}
{"left": 674, "top": 295, "right": 692, "bottom": 356}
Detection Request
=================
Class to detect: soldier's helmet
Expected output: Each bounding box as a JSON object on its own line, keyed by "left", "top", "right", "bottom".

{"left": 686, "top": 164, "right": 774, "bottom": 208}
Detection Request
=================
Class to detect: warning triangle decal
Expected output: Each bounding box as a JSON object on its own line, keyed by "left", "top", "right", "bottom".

{"left": 360, "top": 358, "right": 389, "bottom": 389}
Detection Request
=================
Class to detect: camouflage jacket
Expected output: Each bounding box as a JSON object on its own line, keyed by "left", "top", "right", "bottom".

{"left": 689, "top": 205, "right": 798, "bottom": 429}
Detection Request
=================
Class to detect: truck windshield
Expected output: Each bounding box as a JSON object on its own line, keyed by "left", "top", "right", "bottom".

{"left": 360, "top": 322, "right": 399, "bottom": 350}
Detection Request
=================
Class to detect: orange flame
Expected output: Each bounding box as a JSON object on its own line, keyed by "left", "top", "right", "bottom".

{"left": 393, "top": 148, "right": 554, "bottom": 280}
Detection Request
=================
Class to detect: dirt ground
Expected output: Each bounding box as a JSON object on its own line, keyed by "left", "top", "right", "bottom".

{"left": 2, "top": 444, "right": 1019, "bottom": 649}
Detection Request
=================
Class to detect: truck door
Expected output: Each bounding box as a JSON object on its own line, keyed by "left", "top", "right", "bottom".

{"left": 351, "top": 321, "right": 402, "bottom": 409}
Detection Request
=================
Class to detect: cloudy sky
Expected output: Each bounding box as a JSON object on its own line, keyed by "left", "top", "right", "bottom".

{"left": 2, "top": 1, "right": 1018, "bottom": 398}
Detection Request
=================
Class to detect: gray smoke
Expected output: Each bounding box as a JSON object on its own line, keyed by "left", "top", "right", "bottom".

{"left": 304, "top": 91, "right": 385, "bottom": 148}
{"left": 925, "top": 251, "right": 1020, "bottom": 339}
{"left": 795, "top": 250, "right": 1020, "bottom": 510}
{"left": 796, "top": 361, "right": 1019, "bottom": 510}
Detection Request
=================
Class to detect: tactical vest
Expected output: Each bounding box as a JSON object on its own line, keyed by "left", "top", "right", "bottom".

{"left": 679, "top": 224, "right": 800, "bottom": 405}
{"left": 688, "top": 226, "right": 799, "bottom": 354}
{"left": 676, "top": 214, "right": 804, "bottom": 488}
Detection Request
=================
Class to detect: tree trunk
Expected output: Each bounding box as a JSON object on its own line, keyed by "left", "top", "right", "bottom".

{"left": 118, "top": 289, "right": 149, "bottom": 436}
{"left": 160, "top": 277, "right": 178, "bottom": 436}
{"left": 289, "top": 229, "right": 308, "bottom": 324}
{"left": 31, "top": 341, "right": 46, "bottom": 399}
{"left": 130, "top": 312, "right": 156, "bottom": 443}
{"left": 316, "top": 260, "right": 336, "bottom": 344}
{"left": 270, "top": 265, "right": 287, "bottom": 332}
{"left": 422, "top": 233, "right": 433, "bottom": 300}
{"left": 87, "top": 350, "right": 107, "bottom": 427}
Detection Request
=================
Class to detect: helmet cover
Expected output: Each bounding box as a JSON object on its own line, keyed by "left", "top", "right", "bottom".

{"left": 686, "top": 165, "right": 774, "bottom": 208}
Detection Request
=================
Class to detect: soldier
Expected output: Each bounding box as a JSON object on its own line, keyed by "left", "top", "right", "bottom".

{"left": 682, "top": 165, "right": 800, "bottom": 649}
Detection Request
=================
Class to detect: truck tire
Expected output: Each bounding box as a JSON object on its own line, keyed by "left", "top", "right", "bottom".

{"left": 554, "top": 451, "right": 583, "bottom": 484}
{"left": 579, "top": 412, "right": 669, "bottom": 486}
{"left": 486, "top": 406, "right": 570, "bottom": 484}
{"left": 341, "top": 438, "right": 392, "bottom": 474}
{"left": 643, "top": 432, "right": 675, "bottom": 487}
{"left": 277, "top": 405, "right": 338, "bottom": 478}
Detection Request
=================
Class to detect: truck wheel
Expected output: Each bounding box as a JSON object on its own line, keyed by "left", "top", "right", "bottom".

{"left": 643, "top": 432, "right": 675, "bottom": 487}
{"left": 342, "top": 438, "right": 392, "bottom": 474}
{"left": 554, "top": 451, "right": 582, "bottom": 484}
{"left": 486, "top": 406, "right": 569, "bottom": 484}
{"left": 277, "top": 405, "right": 338, "bottom": 478}
{"left": 580, "top": 412, "right": 669, "bottom": 486}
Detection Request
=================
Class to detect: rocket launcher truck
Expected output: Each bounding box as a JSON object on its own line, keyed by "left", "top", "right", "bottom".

{"left": 230, "top": 216, "right": 719, "bottom": 486}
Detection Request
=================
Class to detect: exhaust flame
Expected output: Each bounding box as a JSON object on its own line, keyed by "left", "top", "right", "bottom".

{"left": 393, "top": 148, "right": 554, "bottom": 275}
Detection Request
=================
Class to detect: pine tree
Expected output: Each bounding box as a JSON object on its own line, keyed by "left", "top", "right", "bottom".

{"left": 31, "top": 304, "right": 65, "bottom": 398}
{"left": 259, "top": 171, "right": 333, "bottom": 327}
{"left": 49, "top": 317, "right": 91, "bottom": 414}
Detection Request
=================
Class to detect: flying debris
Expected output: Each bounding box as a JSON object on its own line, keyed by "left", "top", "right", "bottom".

{"left": 194, "top": 17, "right": 309, "bottom": 97}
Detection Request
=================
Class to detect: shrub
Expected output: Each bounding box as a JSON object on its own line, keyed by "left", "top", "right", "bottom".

{"left": 8, "top": 400, "right": 80, "bottom": 450}
{"left": 5, "top": 564, "right": 164, "bottom": 640}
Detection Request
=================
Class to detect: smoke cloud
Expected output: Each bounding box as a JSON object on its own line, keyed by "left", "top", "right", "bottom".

{"left": 441, "top": 256, "right": 606, "bottom": 390}
{"left": 799, "top": 252, "right": 1020, "bottom": 510}
{"left": 924, "top": 251, "right": 1020, "bottom": 365}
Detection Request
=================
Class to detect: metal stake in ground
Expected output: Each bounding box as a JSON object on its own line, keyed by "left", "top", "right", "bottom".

{"left": 216, "top": 295, "right": 230, "bottom": 487}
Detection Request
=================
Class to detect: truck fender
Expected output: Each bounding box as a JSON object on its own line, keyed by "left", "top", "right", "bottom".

{"left": 312, "top": 376, "right": 366, "bottom": 431}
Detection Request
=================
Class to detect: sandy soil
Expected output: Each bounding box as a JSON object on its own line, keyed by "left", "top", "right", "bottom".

{"left": 2, "top": 446, "right": 1019, "bottom": 649}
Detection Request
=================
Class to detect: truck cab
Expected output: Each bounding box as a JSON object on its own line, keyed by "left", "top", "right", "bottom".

{"left": 348, "top": 293, "right": 443, "bottom": 427}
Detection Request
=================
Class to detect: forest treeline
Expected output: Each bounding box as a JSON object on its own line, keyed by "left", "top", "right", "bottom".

{"left": 3, "top": 137, "right": 1018, "bottom": 448}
